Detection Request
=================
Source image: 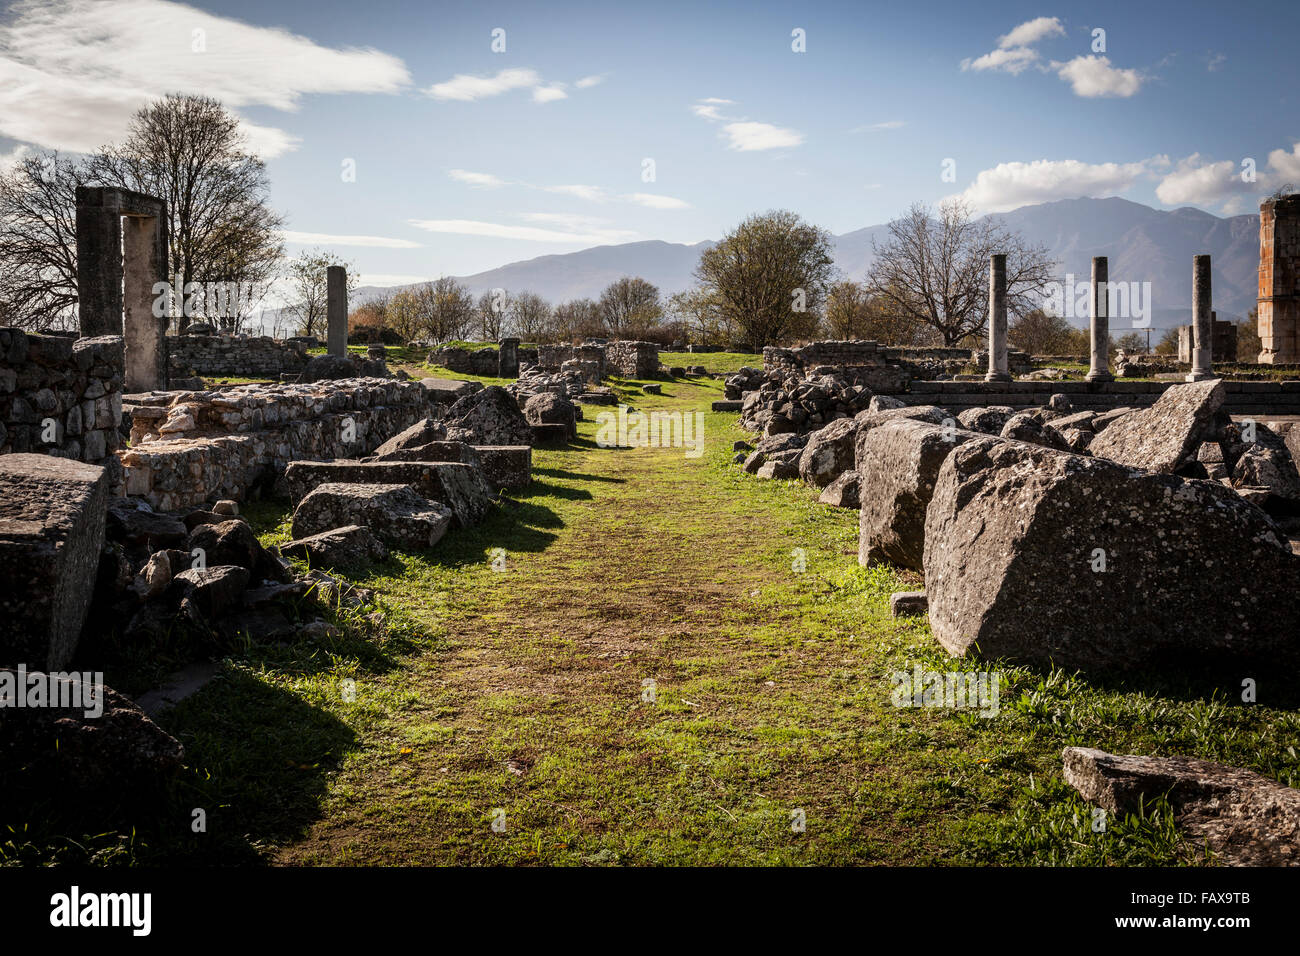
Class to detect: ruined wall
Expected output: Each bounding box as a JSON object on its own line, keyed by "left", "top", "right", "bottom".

{"left": 119, "top": 378, "right": 431, "bottom": 510}
{"left": 1177, "top": 320, "right": 1238, "bottom": 363}
{"left": 605, "top": 341, "right": 660, "bottom": 378}
{"left": 433, "top": 345, "right": 539, "bottom": 377}
{"left": 0, "top": 328, "right": 123, "bottom": 471}
{"left": 538, "top": 344, "right": 606, "bottom": 376}
{"left": 167, "top": 335, "right": 309, "bottom": 379}
{"left": 1258, "top": 195, "right": 1300, "bottom": 364}
{"left": 902, "top": 379, "right": 1300, "bottom": 414}
{"left": 764, "top": 340, "right": 885, "bottom": 371}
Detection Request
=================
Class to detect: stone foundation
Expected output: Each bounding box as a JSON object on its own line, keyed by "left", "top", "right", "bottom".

{"left": 903, "top": 379, "right": 1300, "bottom": 415}
{"left": 605, "top": 341, "right": 660, "bottom": 378}
{"left": 167, "top": 334, "right": 309, "bottom": 380}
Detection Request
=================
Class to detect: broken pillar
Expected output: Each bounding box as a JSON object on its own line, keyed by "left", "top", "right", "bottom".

{"left": 75, "top": 186, "right": 168, "bottom": 392}
{"left": 984, "top": 254, "right": 1010, "bottom": 382}
{"left": 0, "top": 455, "right": 109, "bottom": 670}
{"left": 498, "top": 336, "right": 520, "bottom": 378}
{"left": 1257, "top": 194, "right": 1300, "bottom": 364}
{"left": 1086, "top": 256, "right": 1111, "bottom": 382}
{"left": 327, "top": 265, "right": 348, "bottom": 357}
{"left": 1187, "top": 254, "right": 1214, "bottom": 382}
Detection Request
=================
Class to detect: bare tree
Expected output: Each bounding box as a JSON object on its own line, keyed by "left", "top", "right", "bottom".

{"left": 1009, "top": 308, "right": 1079, "bottom": 355}
{"left": 88, "top": 93, "right": 284, "bottom": 332}
{"left": 694, "top": 210, "right": 835, "bottom": 349}
{"left": 598, "top": 276, "right": 662, "bottom": 339}
{"left": 549, "top": 298, "right": 601, "bottom": 344}
{"left": 510, "top": 291, "right": 552, "bottom": 341}
{"left": 281, "top": 249, "right": 355, "bottom": 338}
{"left": 0, "top": 151, "right": 88, "bottom": 330}
{"left": 866, "top": 199, "right": 1055, "bottom": 346}
{"left": 476, "top": 288, "right": 509, "bottom": 341}
{"left": 410, "top": 277, "right": 475, "bottom": 343}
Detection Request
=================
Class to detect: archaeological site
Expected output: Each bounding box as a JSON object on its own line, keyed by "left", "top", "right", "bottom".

{"left": 0, "top": 0, "right": 1297, "bottom": 932}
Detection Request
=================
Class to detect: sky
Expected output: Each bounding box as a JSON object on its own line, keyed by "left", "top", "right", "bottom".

{"left": 1, "top": 0, "right": 1298, "bottom": 291}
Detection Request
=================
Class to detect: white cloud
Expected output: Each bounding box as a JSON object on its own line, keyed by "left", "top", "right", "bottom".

{"left": 851, "top": 120, "right": 906, "bottom": 133}
{"left": 1154, "top": 154, "right": 1248, "bottom": 206}
{"left": 0, "top": 0, "right": 410, "bottom": 158}
{"left": 691, "top": 101, "right": 733, "bottom": 120}
{"left": 544, "top": 184, "right": 610, "bottom": 202}
{"left": 0, "top": 143, "right": 35, "bottom": 172}
{"left": 448, "top": 169, "right": 508, "bottom": 188}
{"left": 532, "top": 84, "right": 568, "bottom": 103}
{"left": 998, "top": 16, "right": 1065, "bottom": 49}
{"left": 358, "top": 273, "right": 436, "bottom": 287}
{"left": 1267, "top": 143, "right": 1300, "bottom": 183}
{"left": 575, "top": 75, "right": 605, "bottom": 89}
{"left": 722, "top": 121, "right": 804, "bottom": 151}
{"left": 522, "top": 212, "right": 637, "bottom": 239}
{"left": 961, "top": 46, "right": 1040, "bottom": 75}
{"left": 1054, "top": 55, "right": 1143, "bottom": 97}
{"left": 1207, "top": 52, "right": 1227, "bottom": 72}
{"left": 622, "top": 192, "right": 691, "bottom": 210}
{"left": 954, "top": 158, "right": 1155, "bottom": 212}
{"left": 408, "top": 218, "right": 631, "bottom": 244}
{"left": 280, "top": 230, "right": 422, "bottom": 249}
{"left": 426, "top": 67, "right": 540, "bottom": 101}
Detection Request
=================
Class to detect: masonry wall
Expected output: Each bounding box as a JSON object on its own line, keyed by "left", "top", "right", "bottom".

{"left": 900, "top": 379, "right": 1300, "bottom": 415}
{"left": 605, "top": 341, "right": 660, "bottom": 378}
{"left": 0, "top": 328, "right": 124, "bottom": 472}
{"left": 118, "top": 378, "right": 431, "bottom": 510}
{"left": 167, "top": 335, "right": 308, "bottom": 379}
{"left": 538, "top": 344, "right": 606, "bottom": 375}
{"left": 433, "top": 345, "right": 540, "bottom": 377}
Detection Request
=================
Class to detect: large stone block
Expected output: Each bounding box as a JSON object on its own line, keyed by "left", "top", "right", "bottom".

{"left": 857, "top": 420, "right": 981, "bottom": 570}
{"left": 0, "top": 455, "right": 109, "bottom": 669}
{"left": 443, "top": 385, "right": 534, "bottom": 446}
{"left": 292, "top": 483, "right": 452, "bottom": 551}
{"left": 471, "top": 445, "right": 532, "bottom": 491}
{"left": 1088, "top": 378, "right": 1225, "bottom": 473}
{"left": 283, "top": 459, "right": 493, "bottom": 528}
{"left": 923, "top": 438, "right": 1300, "bottom": 673}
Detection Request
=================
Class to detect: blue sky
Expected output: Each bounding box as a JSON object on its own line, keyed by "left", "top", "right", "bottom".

{"left": 2, "top": 0, "right": 1297, "bottom": 289}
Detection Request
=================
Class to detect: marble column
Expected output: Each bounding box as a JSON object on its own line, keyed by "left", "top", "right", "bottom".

{"left": 1086, "top": 256, "right": 1112, "bottom": 382}
{"left": 984, "top": 254, "right": 1010, "bottom": 382}
{"left": 326, "top": 266, "right": 348, "bottom": 357}
{"left": 1186, "top": 255, "right": 1213, "bottom": 382}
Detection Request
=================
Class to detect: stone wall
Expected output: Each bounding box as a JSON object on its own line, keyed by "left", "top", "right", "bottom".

{"left": 605, "top": 341, "right": 660, "bottom": 378}
{"left": 764, "top": 340, "right": 885, "bottom": 371}
{"left": 538, "top": 344, "right": 606, "bottom": 376}
{"left": 0, "top": 328, "right": 124, "bottom": 471}
{"left": 433, "top": 345, "right": 540, "bottom": 377}
{"left": 1258, "top": 195, "right": 1300, "bottom": 363}
{"left": 1177, "top": 320, "right": 1239, "bottom": 363}
{"left": 902, "top": 379, "right": 1300, "bottom": 415}
{"left": 167, "top": 334, "right": 309, "bottom": 379}
{"left": 119, "top": 378, "right": 431, "bottom": 511}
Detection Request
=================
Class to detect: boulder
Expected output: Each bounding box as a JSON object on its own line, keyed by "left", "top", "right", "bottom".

{"left": 299, "top": 353, "right": 388, "bottom": 382}
{"left": 371, "top": 418, "right": 448, "bottom": 458}
{"left": 0, "top": 455, "right": 109, "bottom": 669}
{"left": 1063, "top": 747, "right": 1300, "bottom": 867}
{"left": 757, "top": 457, "right": 799, "bottom": 480}
{"left": 857, "top": 420, "right": 982, "bottom": 570}
{"left": 867, "top": 395, "right": 907, "bottom": 412}
{"left": 106, "top": 497, "right": 188, "bottom": 551}
{"left": 0, "top": 670, "right": 184, "bottom": 796}
{"left": 281, "top": 525, "right": 389, "bottom": 571}
{"left": 819, "top": 470, "right": 860, "bottom": 508}
{"left": 890, "top": 591, "right": 928, "bottom": 618}
{"left": 187, "top": 519, "right": 263, "bottom": 573}
{"left": 1088, "top": 379, "right": 1225, "bottom": 473}
{"left": 957, "top": 406, "right": 1015, "bottom": 435}
{"left": 421, "top": 377, "right": 482, "bottom": 406}
{"left": 924, "top": 437, "right": 1300, "bottom": 673}
{"left": 524, "top": 392, "right": 578, "bottom": 438}
{"left": 284, "top": 460, "right": 494, "bottom": 527}
{"left": 798, "top": 417, "right": 863, "bottom": 487}
{"left": 471, "top": 445, "right": 532, "bottom": 492}
{"left": 999, "top": 412, "right": 1070, "bottom": 451}
{"left": 367, "top": 440, "right": 480, "bottom": 465}
{"left": 174, "top": 565, "right": 251, "bottom": 620}
{"left": 442, "top": 385, "right": 534, "bottom": 446}
{"left": 291, "top": 483, "right": 453, "bottom": 551}
{"left": 1231, "top": 423, "right": 1300, "bottom": 512}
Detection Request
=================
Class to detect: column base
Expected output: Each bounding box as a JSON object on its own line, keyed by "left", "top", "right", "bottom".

{"left": 1085, "top": 371, "right": 1113, "bottom": 383}
{"left": 1185, "top": 370, "right": 1214, "bottom": 382}
{"left": 984, "top": 372, "right": 1012, "bottom": 383}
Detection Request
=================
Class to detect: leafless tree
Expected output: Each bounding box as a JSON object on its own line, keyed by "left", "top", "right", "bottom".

{"left": 476, "top": 288, "right": 509, "bottom": 341}
{"left": 411, "top": 277, "right": 475, "bottom": 342}
{"left": 548, "top": 298, "right": 601, "bottom": 344}
{"left": 598, "top": 276, "right": 662, "bottom": 339}
{"left": 281, "top": 249, "right": 355, "bottom": 338}
{"left": 866, "top": 199, "right": 1055, "bottom": 345}
{"left": 509, "top": 291, "right": 552, "bottom": 341}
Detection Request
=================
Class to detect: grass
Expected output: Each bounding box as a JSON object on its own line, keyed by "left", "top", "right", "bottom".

{"left": 5, "top": 373, "right": 1298, "bottom": 866}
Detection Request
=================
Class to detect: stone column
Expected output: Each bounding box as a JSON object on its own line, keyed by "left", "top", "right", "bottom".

{"left": 326, "top": 266, "right": 348, "bottom": 357}
{"left": 498, "top": 337, "right": 520, "bottom": 378}
{"left": 75, "top": 188, "right": 124, "bottom": 338}
{"left": 1186, "top": 255, "right": 1213, "bottom": 382}
{"left": 984, "top": 254, "right": 1010, "bottom": 382}
{"left": 1086, "top": 256, "right": 1112, "bottom": 382}
{"left": 121, "top": 213, "right": 167, "bottom": 392}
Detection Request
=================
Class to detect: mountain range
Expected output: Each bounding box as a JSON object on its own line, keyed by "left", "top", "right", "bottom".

{"left": 339, "top": 196, "right": 1262, "bottom": 334}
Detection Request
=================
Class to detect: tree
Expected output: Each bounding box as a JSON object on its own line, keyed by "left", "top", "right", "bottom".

{"left": 598, "top": 277, "right": 662, "bottom": 339}
{"left": 410, "top": 277, "right": 474, "bottom": 342}
{"left": 549, "top": 298, "right": 602, "bottom": 344}
{"left": 823, "top": 281, "right": 874, "bottom": 339}
{"left": 1009, "top": 309, "right": 1079, "bottom": 355}
{"left": 694, "top": 210, "right": 835, "bottom": 349}
{"left": 1154, "top": 327, "right": 1181, "bottom": 356}
{"left": 281, "top": 249, "right": 355, "bottom": 338}
{"left": 1237, "top": 310, "right": 1261, "bottom": 362}
{"left": 666, "top": 287, "right": 732, "bottom": 347}
{"left": 476, "top": 289, "right": 509, "bottom": 341}
{"left": 1114, "top": 331, "right": 1146, "bottom": 353}
{"left": 866, "top": 199, "right": 1055, "bottom": 345}
{"left": 510, "top": 291, "right": 552, "bottom": 341}
{"left": 0, "top": 151, "right": 86, "bottom": 330}
{"left": 87, "top": 93, "right": 284, "bottom": 332}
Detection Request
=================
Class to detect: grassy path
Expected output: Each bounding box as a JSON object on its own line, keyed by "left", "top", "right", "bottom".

{"left": 15, "top": 372, "right": 1298, "bottom": 866}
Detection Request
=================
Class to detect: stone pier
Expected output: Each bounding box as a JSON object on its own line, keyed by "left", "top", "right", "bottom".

{"left": 75, "top": 186, "right": 169, "bottom": 392}
{"left": 498, "top": 337, "right": 520, "bottom": 378}
{"left": 1187, "top": 254, "right": 1214, "bottom": 382}
{"left": 327, "top": 266, "right": 348, "bottom": 357}
{"left": 984, "top": 254, "right": 1010, "bottom": 382}
{"left": 1086, "top": 256, "right": 1112, "bottom": 382}
{"left": 1258, "top": 194, "right": 1300, "bottom": 364}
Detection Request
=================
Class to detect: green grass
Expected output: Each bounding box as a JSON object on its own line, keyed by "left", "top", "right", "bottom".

{"left": 5, "top": 373, "right": 1298, "bottom": 866}
{"left": 659, "top": 350, "right": 761, "bottom": 375}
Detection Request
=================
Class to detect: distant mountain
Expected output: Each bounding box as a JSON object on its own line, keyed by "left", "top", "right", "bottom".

{"left": 332, "top": 196, "right": 1263, "bottom": 334}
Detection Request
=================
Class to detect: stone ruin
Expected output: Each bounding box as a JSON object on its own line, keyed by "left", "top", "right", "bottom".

{"left": 167, "top": 334, "right": 309, "bottom": 381}
{"left": 1258, "top": 193, "right": 1300, "bottom": 363}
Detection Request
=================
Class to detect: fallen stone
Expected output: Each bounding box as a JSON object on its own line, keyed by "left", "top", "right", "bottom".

{"left": 292, "top": 483, "right": 453, "bottom": 551}
{"left": 525, "top": 393, "right": 578, "bottom": 438}
{"left": 0, "top": 455, "right": 109, "bottom": 669}
{"left": 471, "top": 445, "right": 531, "bottom": 491}
{"left": 1231, "top": 423, "right": 1300, "bottom": 513}
{"left": 999, "top": 413, "right": 1070, "bottom": 450}
{"left": 957, "top": 407, "right": 1015, "bottom": 435}
{"left": 642, "top": 383, "right": 662, "bottom": 395}
{"left": 367, "top": 440, "right": 480, "bottom": 465}
{"left": 284, "top": 460, "right": 493, "bottom": 527}
{"left": 711, "top": 400, "right": 742, "bottom": 412}
{"left": 174, "top": 565, "right": 250, "bottom": 619}
{"left": 819, "top": 470, "right": 860, "bottom": 508}
{"left": 1089, "top": 379, "right": 1225, "bottom": 473}
{"left": 868, "top": 395, "right": 907, "bottom": 412}
{"left": 924, "top": 437, "right": 1300, "bottom": 673}
{"left": 187, "top": 519, "right": 263, "bottom": 574}
{"left": 1063, "top": 747, "right": 1300, "bottom": 867}
{"left": 106, "top": 498, "right": 188, "bottom": 551}
{"left": 443, "top": 385, "right": 534, "bottom": 446}
{"left": 890, "top": 591, "right": 928, "bottom": 618}
{"left": 421, "top": 377, "right": 481, "bottom": 406}
{"left": 281, "top": 524, "right": 389, "bottom": 571}
{"left": 212, "top": 499, "right": 239, "bottom": 516}
{"left": 531, "top": 423, "right": 571, "bottom": 446}
{"left": 857, "top": 420, "right": 981, "bottom": 570}
{"left": 371, "top": 417, "right": 448, "bottom": 458}
{"left": 798, "top": 417, "right": 863, "bottom": 487}
{"left": 757, "top": 457, "right": 800, "bottom": 480}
